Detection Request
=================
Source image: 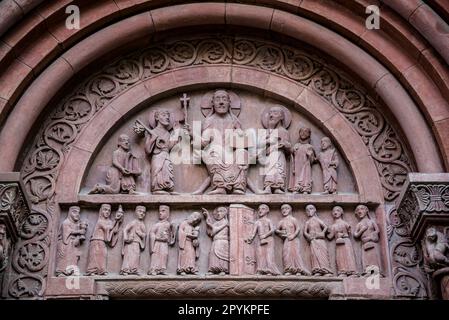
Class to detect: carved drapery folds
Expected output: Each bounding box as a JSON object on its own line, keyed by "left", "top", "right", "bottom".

{"left": 393, "top": 173, "right": 449, "bottom": 299}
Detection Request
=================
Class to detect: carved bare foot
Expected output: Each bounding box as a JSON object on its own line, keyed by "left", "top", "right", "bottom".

{"left": 219, "top": 272, "right": 226, "bottom": 276}
{"left": 128, "top": 189, "right": 139, "bottom": 195}
{"left": 262, "top": 186, "right": 271, "bottom": 194}
{"left": 153, "top": 190, "right": 170, "bottom": 195}
{"left": 232, "top": 189, "right": 245, "bottom": 195}
{"left": 284, "top": 272, "right": 292, "bottom": 276}
{"left": 273, "top": 188, "right": 284, "bottom": 194}
{"left": 170, "top": 191, "right": 181, "bottom": 195}
{"left": 207, "top": 188, "right": 226, "bottom": 195}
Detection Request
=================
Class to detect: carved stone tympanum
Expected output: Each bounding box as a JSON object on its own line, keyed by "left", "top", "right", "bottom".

{"left": 55, "top": 206, "right": 88, "bottom": 276}
{"left": 275, "top": 204, "right": 310, "bottom": 276}
{"left": 120, "top": 206, "right": 147, "bottom": 275}
{"left": 86, "top": 204, "right": 123, "bottom": 276}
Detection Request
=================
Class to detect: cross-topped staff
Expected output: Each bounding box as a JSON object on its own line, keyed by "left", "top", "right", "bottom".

{"left": 180, "top": 93, "right": 190, "bottom": 124}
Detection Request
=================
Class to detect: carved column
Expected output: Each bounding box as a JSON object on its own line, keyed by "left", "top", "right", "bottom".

{"left": 0, "top": 173, "right": 31, "bottom": 298}
{"left": 397, "top": 173, "right": 449, "bottom": 299}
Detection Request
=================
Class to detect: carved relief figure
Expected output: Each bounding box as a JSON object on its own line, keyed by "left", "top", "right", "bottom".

{"left": 86, "top": 204, "right": 123, "bottom": 275}
{"left": 90, "top": 134, "right": 141, "bottom": 194}
{"left": 260, "top": 106, "right": 292, "bottom": 194}
{"left": 0, "top": 224, "right": 9, "bottom": 272}
{"left": 317, "top": 137, "right": 338, "bottom": 194}
{"left": 202, "top": 207, "right": 229, "bottom": 275}
{"left": 198, "top": 89, "right": 248, "bottom": 194}
{"left": 354, "top": 205, "right": 381, "bottom": 275}
{"left": 148, "top": 205, "right": 176, "bottom": 275}
{"left": 246, "top": 204, "right": 281, "bottom": 275}
{"left": 327, "top": 206, "right": 358, "bottom": 277}
{"left": 422, "top": 226, "right": 449, "bottom": 273}
{"left": 177, "top": 212, "right": 202, "bottom": 275}
{"left": 304, "top": 204, "right": 333, "bottom": 276}
{"left": 55, "top": 206, "right": 88, "bottom": 276}
{"left": 134, "top": 109, "right": 189, "bottom": 194}
{"left": 288, "top": 127, "right": 315, "bottom": 194}
{"left": 120, "top": 206, "right": 147, "bottom": 275}
{"left": 275, "top": 204, "right": 310, "bottom": 276}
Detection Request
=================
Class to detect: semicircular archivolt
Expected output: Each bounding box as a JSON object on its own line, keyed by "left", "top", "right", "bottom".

{"left": 20, "top": 35, "right": 414, "bottom": 204}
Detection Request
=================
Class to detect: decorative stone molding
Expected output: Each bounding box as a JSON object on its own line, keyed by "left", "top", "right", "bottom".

{"left": 0, "top": 172, "right": 31, "bottom": 297}
{"left": 100, "top": 277, "right": 342, "bottom": 299}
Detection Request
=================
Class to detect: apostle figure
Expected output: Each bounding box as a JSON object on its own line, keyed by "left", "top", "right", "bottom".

{"left": 288, "top": 127, "right": 315, "bottom": 194}
{"left": 354, "top": 205, "right": 381, "bottom": 276}
{"left": 90, "top": 134, "right": 141, "bottom": 194}
{"left": 304, "top": 204, "right": 333, "bottom": 276}
{"left": 327, "top": 206, "right": 358, "bottom": 277}
{"left": 148, "top": 205, "right": 176, "bottom": 275}
{"left": 260, "top": 105, "right": 291, "bottom": 194}
{"left": 202, "top": 207, "right": 229, "bottom": 275}
{"left": 177, "top": 212, "right": 202, "bottom": 275}
{"left": 245, "top": 204, "right": 281, "bottom": 275}
{"left": 120, "top": 206, "right": 147, "bottom": 275}
{"left": 141, "top": 109, "right": 189, "bottom": 194}
{"left": 86, "top": 204, "right": 123, "bottom": 276}
{"left": 275, "top": 204, "right": 310, "bottom": 276}
{"left": 199, "top": 89, "right": 248, "bottom": 194}
{"left": 317, "top": 137, "right": 339, "bottom": 194}
{"left": 56, "top": 206, "right": 88, "bottom": 276}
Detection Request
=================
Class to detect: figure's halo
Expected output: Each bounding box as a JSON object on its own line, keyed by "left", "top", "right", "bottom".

{"left": 201, "top": 89, "right": 241, "bottom": 117}
{"left": 261, "top": 105, "right": 292, "bottom": 129}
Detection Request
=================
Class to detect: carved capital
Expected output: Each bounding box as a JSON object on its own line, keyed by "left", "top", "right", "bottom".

{"left": 0, "top": 173, "right": 31, "bottom": 244}
{"left": 397, "top": 173, "right": 449, "bottom": 240}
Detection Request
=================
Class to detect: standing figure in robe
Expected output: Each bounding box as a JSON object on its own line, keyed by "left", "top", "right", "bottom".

{"left": 245, "top": 204, "right": 281, "bottom": 275}
{"left": 177, "top": 212, "right": 202, "bottom": 275}
{"left": 120, "top": 205, "right": 147, "bottom": 275}
{"left": 86, "top": 204, "right": 123, "bottom": 275}
{"left": 260, "top": 106, "right": 291, "bottom": 194}
{"left": 288, "top": 127, "right": 315, "bottom": 194}
{"left": 148, "top": 205, "right": 176, "bottom": 275}
{"left": 200, "top": 89, "right": 248, "bottom": 194}
{"left": 317, "top": 137, "right": 339, "bottom": 194}
{"left": 202, "top": 206, "right": 229, "bottom": 275}
{"left": 354, "top": 205, "right": 381, "bottom": 276}
{"left": 327, "top": 206, "right": 358, "bottom": 277}
{"left": 143, "top": 110, "right": 189, "bottom": 194}
{"left": 55, "top": 206, "right": 88, "bottom": 276}
{"left": 275, "top": 204, "right": 310, "bottom": 275}
{"left": 304, "top": 204, "right": 333, "bottom": 276}
{"left": 90, "top": 134, "right": 141, "bottom": 194}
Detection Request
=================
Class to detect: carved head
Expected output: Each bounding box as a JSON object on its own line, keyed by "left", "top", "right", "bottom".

{"left": 118, "top": 134, "right": 130, "bottom": 150}
{"left": 281, "top": 204, "right": 292, "bottom": 217}
{"left": 135, "top": 205, "right": 146, "bottom": 220}
{"left": 159, "top": 205, "right": 170, "bottom": 220}
{"left": 425, "top": 227, "right": 438, "bottom": 242}
{"left": 332, "top": 206, "right": 344, "bottom": 219}
{"left": 154, "top": 110, "right": 171, "bottom": 127}
{"left": 268, "top": 105, "right": 285, "bottom": 128}
{"left": 68, "top": 206, "right": 81, "bottom": 222}
{"left": 258, "top": 204, "right": 270, "bottom": 217}
{"left": 320, "top": 137, "right": 332, "bottom": 151}
{"left": 189, "top": 212, "right": 202, "bottom": 226}
{"left": 99, "top": 204, "right": 111, "bottom": 219}
{"left": 212, "top": 90, "right": 231, "bottom": 115}
{"left": 355, "top": 205, "right": 369, "bottom": 219}
{"left": 305, "top": 204, "right": 317, "bottom": 217}
{"left": 213, "top": 206, "right": 228, "bottom": 221}
{"left": 299, "top": 127, "right": 311, "bottom": 143}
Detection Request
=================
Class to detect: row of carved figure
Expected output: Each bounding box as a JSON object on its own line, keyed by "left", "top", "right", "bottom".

{"left": 56, "top": 204, "right": 382, "bottom": 277}
{"left": 89, "top": 89, "right": 339, "bottom": 195}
